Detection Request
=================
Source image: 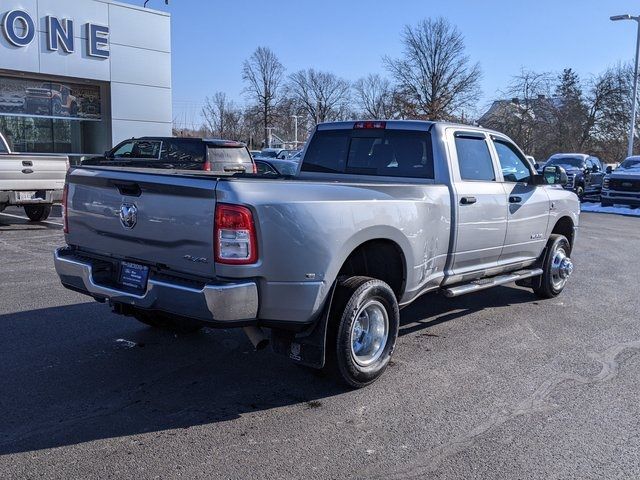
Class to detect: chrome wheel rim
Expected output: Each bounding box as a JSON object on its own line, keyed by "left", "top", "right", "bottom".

{"left": 550, "top": 247, "right": 573, "bottom": 290}
{"left": 350, "top": 300, "right": 389, "bottom": 367}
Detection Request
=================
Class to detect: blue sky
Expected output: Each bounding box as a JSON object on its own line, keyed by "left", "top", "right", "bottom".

{"left": 130, "top": 0, "right": 640, "bottom": 128}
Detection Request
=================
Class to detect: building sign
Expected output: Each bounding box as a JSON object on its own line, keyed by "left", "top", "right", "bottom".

{"left": 2, "top": 9, "right": 109, "bottom": 58}
{"left": 0, "top": 76, "right": 102, "bottom": 120}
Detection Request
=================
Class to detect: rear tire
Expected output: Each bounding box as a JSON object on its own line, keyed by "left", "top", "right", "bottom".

{"left": 24, "top": 204, "right": 52, "bottom": 221}
{"left": 533, "top": 234, "right": 573, "bottom": 299}
{"left": 325, "top": 276, "right": 399, "bottom": 388}
{"left": 133, "top": 310, "right": 202, "bottom": 334}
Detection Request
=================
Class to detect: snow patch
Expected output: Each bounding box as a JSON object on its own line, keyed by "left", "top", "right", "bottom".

{"left": 580, "top": 202, "right": 640, "bottom": 217}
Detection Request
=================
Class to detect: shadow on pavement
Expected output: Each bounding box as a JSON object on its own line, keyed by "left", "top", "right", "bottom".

{"left": 0, "top": 285, "right": 535, "bottom": 454}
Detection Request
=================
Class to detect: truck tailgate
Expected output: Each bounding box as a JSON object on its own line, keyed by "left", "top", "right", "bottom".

{"left": 0, "top": 154, "right": 67, "bottom": 191}
{"left": 66, "top": 167, "right": 218, "bottom": 278}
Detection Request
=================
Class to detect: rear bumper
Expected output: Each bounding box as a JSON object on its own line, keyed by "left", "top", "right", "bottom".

{"left": 0, "top": 189, "right": 63, "bottom": 205}
{"left": 54, "top": 248, "right": 258, "bottom": 324}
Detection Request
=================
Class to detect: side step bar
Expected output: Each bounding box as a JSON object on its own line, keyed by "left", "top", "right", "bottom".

{"left": 442, "top": 268, "right": 543, "bottom": 298}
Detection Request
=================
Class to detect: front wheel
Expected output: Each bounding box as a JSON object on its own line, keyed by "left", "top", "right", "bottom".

{"left": 326, "top": 276, "right": 399, "bottom": 388}
{"left": 24, "top": 204, "right": 52, "bottom": 221}
{"left": 575, "top": 185, "right": 585, "bottom": 201}
{"left": 533, "top": 234, "right": 573, "bottom": 299}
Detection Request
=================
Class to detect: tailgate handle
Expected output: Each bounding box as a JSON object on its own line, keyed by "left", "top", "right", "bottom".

{"left": 113, "top": 181, "right": 142, "bottom": 197}
{"left": 22, "top": 168, "right": 34, "bottom": 174}
{"left": 22, "top": 160, "right": 33, "bottom": 167}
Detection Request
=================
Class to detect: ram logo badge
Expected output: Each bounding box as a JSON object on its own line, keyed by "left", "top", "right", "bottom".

{"left": 119, "top": 203, "right": 137, "bottom": 229}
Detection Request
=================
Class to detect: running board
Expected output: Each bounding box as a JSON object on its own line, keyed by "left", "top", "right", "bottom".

{"left": 442, "top": 268, "right": 543, "bottom": 298}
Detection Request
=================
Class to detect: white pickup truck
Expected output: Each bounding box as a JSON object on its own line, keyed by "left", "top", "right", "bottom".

{"left": 0, "top": 132, "right": 68, "bottom": 221}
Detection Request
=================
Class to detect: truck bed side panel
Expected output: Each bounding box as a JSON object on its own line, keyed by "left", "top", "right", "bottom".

{"left": 215, "top": 178, "right": 451, "bottom": 323}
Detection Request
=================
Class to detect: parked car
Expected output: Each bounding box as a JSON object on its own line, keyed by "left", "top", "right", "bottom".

{"left": 25, "top": 83, "right": 79, "bottom": 117}
{"left": 255, "top": 148, "right": 286, "bottom": 159}
{"left": 544, "top": 153, "right": 604, "bottom": 201}
{"left": 54, "top": 120, "right": 578, "bottom": 388}
{"left": 82, "top": 137, "right": 256, "bottom": 174}
{"left": 601, "top": 156, "right": 640, "bottom": 207}
{"left": 254, "top": 158, "right": 299, "bottom": 176}
{"left": 0, "top": 131, "right": 68, "bottom": 221}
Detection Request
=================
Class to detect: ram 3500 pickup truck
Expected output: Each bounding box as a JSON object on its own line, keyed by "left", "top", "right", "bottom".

{"left": 54, "top": 120, "right": 579, "bottom": 387}
{"left": 0, "top": 132, "right": 68, "bottom": 221}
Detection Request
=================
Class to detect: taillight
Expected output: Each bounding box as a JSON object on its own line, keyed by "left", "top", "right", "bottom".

{"left": 252, "top": 162, "right": 257, "bottom": 174}
{"left": 203, "top": 160, "right": 212, "bottom": 171}
{"left": 62, "top": 183, "right": 69, "bottom": 233}
{"left": 354, "top": 121, "right": 386, "bottom": 130}
{"left": 214, "top": 204, "right": 257, "bottom": 264}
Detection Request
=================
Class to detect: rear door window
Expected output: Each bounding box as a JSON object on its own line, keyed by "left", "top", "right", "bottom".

{"left": 454, "top": 135, "right": 496, "bottom": 181}
{"left": 165, "top": 140, "right": 205, "bottom": 163}
{"left": 302, "top": 128, "right": 434, "bottom": 178}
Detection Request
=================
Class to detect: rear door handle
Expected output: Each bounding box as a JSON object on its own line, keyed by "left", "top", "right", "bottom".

{"left": 509, "top": 196, "right": 522, "bottom": 203}
{"left": 460, "top": 196, "right": 477, "bottom": 205}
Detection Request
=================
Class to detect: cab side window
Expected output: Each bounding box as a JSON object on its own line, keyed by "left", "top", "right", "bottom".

{"left": 454, "top": 134, "right": 496, "bottom": 181}
{"left": 493, "top": 140, "right": 531, "bottom": 183}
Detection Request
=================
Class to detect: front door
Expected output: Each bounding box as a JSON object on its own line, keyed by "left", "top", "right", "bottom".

{"left": 491, "top": 137, "right": 550, "bottom": 264}
{"left": 450, "top": 131, "right": 508, "bottom": 275}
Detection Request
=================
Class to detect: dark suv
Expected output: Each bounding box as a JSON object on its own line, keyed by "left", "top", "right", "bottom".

{"left": 83, "top": 137, "right": 256, "bottom": 174}
{"left": 544, "top": 154, "right": 604, "bottom": 201}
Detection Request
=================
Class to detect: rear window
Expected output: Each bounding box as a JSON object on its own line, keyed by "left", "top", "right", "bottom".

{"left": 207, "top": 146, "right": 252, "bottom": 164}
{"left": 302, "top": 129, "right": 434, "bottom": 178}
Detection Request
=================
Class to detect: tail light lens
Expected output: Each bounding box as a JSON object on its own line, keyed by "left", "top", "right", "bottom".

{"left": 62, "top": 183, "right": 69, "bottom": 233}
{"left": 203, "top": 160, "right": 212, "bottom": 171}
{"left": 214, "top": 204, "right": 257, "bottom": 264}
{"left": 252, "top": 162, "right": 257, "bottom": 174}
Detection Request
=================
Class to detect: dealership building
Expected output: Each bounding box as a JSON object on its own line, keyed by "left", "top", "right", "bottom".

{"left": 0, "top": 0, "right": 171, "bottom": 160}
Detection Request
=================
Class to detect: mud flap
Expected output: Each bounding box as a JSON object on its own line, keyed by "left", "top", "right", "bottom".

{"left": 271, "top": 282, "right": 337, "bottom": 369}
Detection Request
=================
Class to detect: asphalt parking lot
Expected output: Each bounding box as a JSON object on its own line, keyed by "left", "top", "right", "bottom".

{"left": 1, "top": 206, "right": 639, "bottom": 479}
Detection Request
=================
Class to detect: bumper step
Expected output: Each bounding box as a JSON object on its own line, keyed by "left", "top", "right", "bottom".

{"left": 442, "top": 268, "right": 543, "bottom": 298}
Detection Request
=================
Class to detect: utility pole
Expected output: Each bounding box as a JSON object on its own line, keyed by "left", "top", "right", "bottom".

{"left": 291, "top": 115, "right": 299, "bottom": 148}
{"left": 611, "top": 14, "right": 640, "bottom": 157}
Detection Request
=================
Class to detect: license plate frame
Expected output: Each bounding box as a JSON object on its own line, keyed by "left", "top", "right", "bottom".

{"left": 119, "top": 261, "right": 149, "bottom": 291}
{"left": 17, "top": 191, "right": 37, "bottom": 201}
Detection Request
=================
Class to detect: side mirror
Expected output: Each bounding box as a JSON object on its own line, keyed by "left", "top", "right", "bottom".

{"left": 541, "top": 165, "right": 568, "bottom": 186}
{"left": 606, "top": 165, "right": 613, "bottom": 174}
{"left": 592, "top": 165, "right": 600, "bottom": 173}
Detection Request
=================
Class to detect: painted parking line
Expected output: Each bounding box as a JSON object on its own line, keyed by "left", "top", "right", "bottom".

{"left": 0, "top": 212, "right": 64, "bottom": 227}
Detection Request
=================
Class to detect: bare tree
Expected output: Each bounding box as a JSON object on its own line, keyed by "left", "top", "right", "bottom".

{"left": 384, "top": 17, "right": 481, "bottom": 121}
{"left": 586, "top": 63, "right": 635, "bottom": 162}
{"left": 242, "top": 47, "right": 285, "bottom": 146}
{"left": 287, "top": 69, "right": 351, "bottom": 125}
{"left": 201, "top": 92, "right": 244, "bottom": 140}
{"left": 353, "top": 74, "right": 397, "bottom": 119}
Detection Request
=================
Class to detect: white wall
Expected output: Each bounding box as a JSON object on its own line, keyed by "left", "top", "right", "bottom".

{"left": 0, "top": 0, "right": 172, "bottom": 150}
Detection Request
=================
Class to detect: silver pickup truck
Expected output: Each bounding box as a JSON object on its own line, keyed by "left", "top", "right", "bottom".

{"left": 54, "top": 120, "right": 579, "bottom": 387}
{"left": 0, "top": 132, "right": 68, "bottom": 221}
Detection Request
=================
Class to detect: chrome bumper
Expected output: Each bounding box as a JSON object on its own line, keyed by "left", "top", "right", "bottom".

{"left": 54, "top": 248, "right": 258, "bottom": 323}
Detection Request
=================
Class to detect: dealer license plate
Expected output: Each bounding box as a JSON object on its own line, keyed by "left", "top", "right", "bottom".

{"left": 119, "top": 261, "right": 149, "bottom": 290}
